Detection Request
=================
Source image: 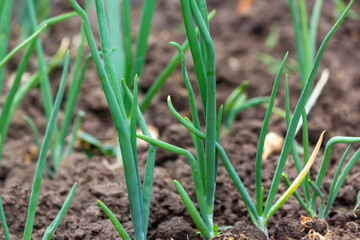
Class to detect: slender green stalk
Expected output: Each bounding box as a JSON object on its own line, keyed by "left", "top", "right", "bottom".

{"left": 309, "top": 0, "right": 323, "bottom": 62}
{"left": 0, "top": 13, "right": 74, "bottom": 162}
{"left": 179, "top": 0, "right": 207, "bottom": 111}
{"left": 308, "top": 180, "right": 324, "bottom": 217}
{"left": 0, "top": 195, "right": 10, "bottom": 240}
{"left": 69, "top": 1, "right": 145, "bottom": 238}
{"left": 298, "top": 0, "right": 311, "bottom": 83}
{"left": 27, "top": 7, "right": 74, "bottom": 128}
{"left": 263, "top": 0, "right": 353, "bottom": 217}
{"left": 215, "top": 105, "right": 223, "bottom": 182}
{"left": 0, "top": 40, "right": 37, "bottom": 162}
{"left": 26, "top": 0, "right": 54, "bottom": 121}
{"left": 94, "top": 1, "right": 144, "bottom": 237}
{"left": 106, "top": 0, "right": 125, "bottom": 79}
{"left": 137, "top": 133, "right": 210, "bottom": 232}
{"left": 23, "top": 115, "right": 41, "bottom": 149}
{"left": 4, "top": 40, "right": 68, "bottom": 156}
{"left": 97, "top": 201, "right": 131, "bottom": 240}
{"left": 285, "top": 78, "right": 310, "bottom": 205}
{"left": 121, "top": 79, "right": 157, "bottom": 236}
{"left": 0, "top": 0, "right": 13, "bottom": 95}
{"left": 0, "top": 24, "right": 47, "bottom": 70}
{"left": 216, "top": 144, "right": 259, "bottom": 222}
{"left": 130, "top": 77, "right": 139, "bottom": 165}
{"left": 95, "top": 0, "right": 126, "bottom": 119}
{"left": 170, "top": 42, "right": 205, "bottom": 191}
{"left": 130, "top": 77, "right": 143, "bottom": 215}
{"left": 255, "top": 52, "right": 288, "bottom": 215}
{"left": 25, "top": 10, "right": 77, "bottom": 169}
{"left": 165, "top": 97, "right": 258, "bottom": 220}
{"left": 130, "top": 0, "right": 157, "bottom": 83}
{"left": 354, "top": 191, "right": 360, "bottom": 212}
{"left": 174, "top": 180, "right": 212, "bottom": 239}
{"left": 40, "top": 11, "right": 78, "bottom": 32}
{"left": 0, "top": 1, "right": 5, "bottom": 14}
{"left": 42, "top": 183, "right": 77, "bottom": 240}
{"left": 139, "top": 9, "right": 216, "bottom": 112}
{"left": 224, "top": 81, "right": 248, "bottom": 117}
{"left": 264, "top": 131, "right": 324, "bottom": 224}
{"left": 195, "top": 0, "right": 209, "bottom": 71}
{"left": 173, "top": 40, "right": 211, "bottom": 226}
{"left": 301, "top": 110, "right": 310, "bottom": 203}
{"left": 123, "top": 0, "right": 132, "bottom": 83}
{"left": 65, "top": 111, "right": 85, "bottom": 156}
{"left": 189, "top": 0, "right": 216, "bottom": 224}
{"left": 225, "top": 97, "right": 270, "bottom": 130}
{"left": 23, "top": 51, "right": 70, "bottom": 240}
{"left": 287, "top": 0, "right": 306, "bottom": 84}
{"left": 140, "top": 39, "right": 191, "bottom": 112}
{"left": 323, "top": 148, "right": 360, "bottom": 217}
{"left": 330, "top": 144, "right": 352, "bottom": 199}
{"left": 37, "top": 0, "right": 51, "bottom": 21}
{"left": 58, "top": 2, "right": 90, "bottom": 164}
{"left": 282, "top": 174, "right": 314, "bottom": 217}
{"left": 312, "top": 136, "right": 360, "bottom": 210}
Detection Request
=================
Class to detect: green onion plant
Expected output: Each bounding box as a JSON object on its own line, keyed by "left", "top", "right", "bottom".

{"left": 282, "top": 128, "right": 360, "bottom": 219}
{"left": 0, "top": 52, "right": 77, "bottom": 240}
{"left": 0, "top": 3, "right": 78, "bottom": 173}
{"left": 76, "top": 130, "right": 120, "bottom": 158}
{"left": 260, "top": 1, "right": 344, "bottom": 132}
{"left": 353, "top": 191, "right": 360, "bottom": 212}
{"left": 137, "top": 0, "right": 354, "bottom": 239}
{"left": 100, "top": 0, "right": 158, "bottom": 114}
{"left": 288, "top": 0, "right": 324, "bottom": 88}
{"left": 69, "top": 0, "right": 158, "bottom": 239}
{"left": 139, "top": 9, "right": 216, "bottom": 112}
{"left": 72, "top": 0, "right": 215, "bottom": 114}
{"left": 223, "top": 81, "right": 269, "bottom": 132}
{"left": 332, "top": 0, "right": 357, "bottom": 19}
{"left": 10, "top": 0, "right": 93, "bottom": 177}
{"left": 283, "top": 0, "right": 359, "bottom": 220}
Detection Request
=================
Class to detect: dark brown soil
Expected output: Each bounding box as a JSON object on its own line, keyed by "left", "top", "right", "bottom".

{"left": 1, "top": 0, "right": 360, "bottom": 239}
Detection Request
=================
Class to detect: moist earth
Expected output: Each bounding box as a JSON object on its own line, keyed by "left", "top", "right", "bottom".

{"left": 1, "top": 0, "right": 360, "bottom": 239}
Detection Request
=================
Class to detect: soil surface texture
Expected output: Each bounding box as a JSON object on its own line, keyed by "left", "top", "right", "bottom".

{"left": 1, "top": 0, "right": 360, "bottom": 239}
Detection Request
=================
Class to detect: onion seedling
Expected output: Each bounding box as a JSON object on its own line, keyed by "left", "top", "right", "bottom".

{"left": 0, "top": 0, "right": 13, "bottom": 93}
{"left": 353, "top": 191, "right": 360, "bottom": 212}
{"left": 288, "top": 0, "right": 323, "bottom": 87}
{"left": 280, "top": 0, "right": 359, "bottom": 219}
{"left": 69, "top": 0, "right": 158, "bottom": 238}
{"left": 272, "top": 1, "right": 343, "bottom": 136}
{"left": 332, "top": 0, "right": 357, "bottom": 19}
{"left": 78, "top": 0, "right": 215, "bottom": 114}
{"left": 223, "top": 81, "right": 269, "bottom": 132}
{"left": 0, "top": 52, "right": 77, "bottom": 240}
{"left": 101, "top": 0, "right": 157, "bottom": 114}
{"left": 0, "top": 4, "right": 79, "bottom": 172}
{"left": 12, "top": 0, "right": 94, "bottom": 176}
{"left": 139, "top": 9, "right": 216, "bottom": 112}
{"left": 138, "top": 0, "right": 354, "bottom": 239}
{"left": 76, "top": 131, "right": 120, "bottom": 158}
{"left": 257, "top": 52, "right": 299, "bottom": 76}
{"left": 283, "top": 123, "right": 360, "bottom": 218}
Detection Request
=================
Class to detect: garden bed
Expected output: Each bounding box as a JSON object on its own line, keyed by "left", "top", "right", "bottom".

{"left": 1, "top": 0, "right": 360, "bottom": 239}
